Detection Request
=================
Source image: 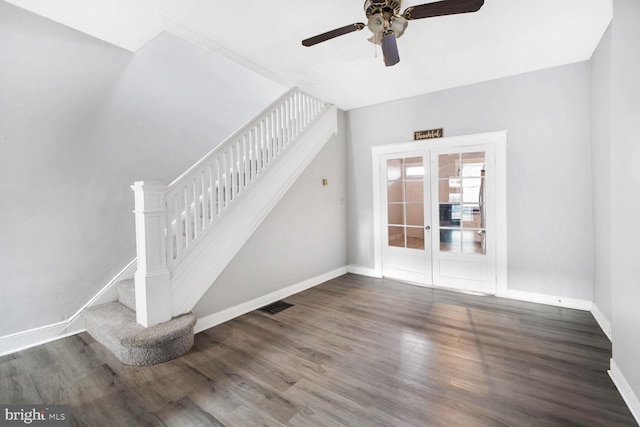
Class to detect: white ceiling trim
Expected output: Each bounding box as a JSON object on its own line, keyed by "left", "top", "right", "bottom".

{"left": 117, "top": 14, "right": 165, "bottom": 52}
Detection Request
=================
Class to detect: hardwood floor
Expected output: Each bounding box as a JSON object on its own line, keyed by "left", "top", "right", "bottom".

{"left": 1, "top": 274, "right": 636, "bottom": 426}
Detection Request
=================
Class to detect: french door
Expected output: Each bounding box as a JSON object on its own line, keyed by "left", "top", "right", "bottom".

{"left": 380, "top": 152, "right": 432, "bottom": 284}
{"left": 379, "top": 141, "right": 499, "bottom": 294}
{"left": 431, "top": 145, "right": 496, "bottom": 293}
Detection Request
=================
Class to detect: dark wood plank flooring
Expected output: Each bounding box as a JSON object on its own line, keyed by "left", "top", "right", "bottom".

{"left": 0, "top": 274, "right": 636, "bottom": 426}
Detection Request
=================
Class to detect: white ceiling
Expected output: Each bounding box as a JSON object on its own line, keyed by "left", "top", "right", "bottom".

{"left": 7, "top": 0, "right": 612, "bottom": 110}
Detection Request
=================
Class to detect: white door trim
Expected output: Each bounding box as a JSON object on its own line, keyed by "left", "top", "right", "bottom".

{"left": 371, "top": 130, "right": 508, "bottom": 295}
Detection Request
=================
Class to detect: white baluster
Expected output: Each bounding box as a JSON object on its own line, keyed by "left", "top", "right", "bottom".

{"left": 267, "top": 111, "right": 273, "bottom": 163}
{"left": 183, "top": 185, "right": 192, "bottom": 244}
{"left": 260, "top": 119, "right": 266, "bottom": 171}
{"left": 248, "top": 129, "right": 255, "bottom": 181}
{"left": 166, "top": 192, "right": 176, "bottom": 264}
{"left": 242, "top": 134, "right": 249, "bottom": 188}
{"left": 197, "top": 172, "right": 205, "bottom": 234}
{"left": 264, "top": 115, "right": 270, "bottom": 166}
{"left": 224, "top": 150, "right": 230, "bottom": 207}
{"left": 298, "top": 92, "right": 303, "bottom": 135}
{"left": 290, "top": 94, "right": 296, "bottom": 140}
{"left": 277, "top": 104, "right": 284, "bottom": 154}
{"left": 215, "top": 156, "right": 221, "bottom": 215}
{"left": 303, "top": 94, "right": 308, "bottom": 127}
{"left": 207, "top": 163, "right": 214, "bottom": 223}
{"left": 257, "top": 120, "right": 264, "bottom": 173}
{"left": 292, "top": 93, "right": 298, "bottom": 139}
{"left": 228, "top": 145, "right": 235, "bottom": 202}
{"left": 283, "top": 98, "right": 289, "bottom": 147}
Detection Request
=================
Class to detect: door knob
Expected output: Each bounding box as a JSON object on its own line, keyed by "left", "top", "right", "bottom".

{"left": 425, "top": 226, "right": 431, "bottom": 231}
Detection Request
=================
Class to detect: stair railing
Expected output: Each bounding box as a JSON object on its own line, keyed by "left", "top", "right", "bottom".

{"left": 164, "top": 88, "right": 327, "bottom": 268}
{"left": 131, "top": 88, "right": 329, "bottom": 327}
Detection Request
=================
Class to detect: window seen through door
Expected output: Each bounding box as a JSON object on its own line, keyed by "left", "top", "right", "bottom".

{"left": 387, "top": 157, "right": 425, "bottom": 250}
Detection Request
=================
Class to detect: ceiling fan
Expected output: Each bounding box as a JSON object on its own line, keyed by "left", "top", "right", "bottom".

{"left": 302, "top": 0, "right": 484, "bottom": 67}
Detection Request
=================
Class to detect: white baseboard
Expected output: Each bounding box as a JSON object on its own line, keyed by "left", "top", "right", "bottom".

{"left": 500, "top": 289, "right": 592, "bottom": 311}
{"left": 0, "top": 321, "right": 86, "bottom": 357}
{"left": 0, "top": 259, "right": 136, "bottom": 357}
{"left": 590, "top": 303, "right": 612, "bottom": 341}
{"left": 0, "top": 264, "right": 346, "bottom": 356}
{"left": 349, "top": 270, "right": 592, "bottom": 312}
{"left": 195, "top": 266, "right": 348, "bottom": 334}
{"left": 609, "top": 358, "right": 640, "bottom": 425}
{"left": 348, "top": 264, "right": 382, "bottom": 278}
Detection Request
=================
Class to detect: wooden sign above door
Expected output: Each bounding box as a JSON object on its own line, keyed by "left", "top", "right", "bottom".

{"left": 414, "top": 128, "right": 443, "bottom": 140}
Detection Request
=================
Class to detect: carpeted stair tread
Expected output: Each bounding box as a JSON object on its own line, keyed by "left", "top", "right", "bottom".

{"left": 83, "top": 302, "right": 196, "bottom": 366}
{"left": 116, "top": 279, "right": 136, "bottom": 311}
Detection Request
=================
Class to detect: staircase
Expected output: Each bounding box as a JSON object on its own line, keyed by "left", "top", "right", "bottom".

{"left": 83, "top": 279, "right": 197, "bottom": 366}
{"left": 84, "top": 88, "right": 337, "bottom": 365}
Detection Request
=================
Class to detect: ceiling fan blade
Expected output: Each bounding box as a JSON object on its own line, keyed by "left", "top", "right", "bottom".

{"left": 380, "top": 32, "right": 400, "bottom": 67}
{"left": 302, "top": 23, "right": 366, "bottom": 47}
{"left": 403, "top": 0, "right": 484, "bottom": 20}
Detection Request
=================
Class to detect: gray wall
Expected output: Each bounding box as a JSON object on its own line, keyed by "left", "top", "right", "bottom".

{"left": 194, "top": 112, "right": 348, "bottom": 316}
{"left": 610, "top": 0, "right": 640, "bottom": 402}
{"left": 347, "top": 62, "right": 594, "bottom": 301}
{"left": 590, "top": 25, "right": 613, "bottom": 324}
{"left": 0, "top": 1, "right": 285, "bottom": 337}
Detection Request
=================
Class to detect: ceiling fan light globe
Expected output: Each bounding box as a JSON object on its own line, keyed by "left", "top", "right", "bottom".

{"left": 367, "top": 14, "right": 386, "bottom": 33}
{"left": 390, "top": 16, "right": 408, "bottom": 37}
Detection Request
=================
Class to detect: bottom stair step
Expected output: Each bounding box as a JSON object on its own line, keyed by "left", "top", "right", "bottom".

{"left": 116, "top": 278, "right": 135, "bottom": 311}
{"left": 83, "top": 302, "right": 197, "bottom": 366}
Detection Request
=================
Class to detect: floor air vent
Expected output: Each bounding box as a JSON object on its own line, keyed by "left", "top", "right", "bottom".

{"left": 258, "top": 300, "right": 294, "bottom": 315}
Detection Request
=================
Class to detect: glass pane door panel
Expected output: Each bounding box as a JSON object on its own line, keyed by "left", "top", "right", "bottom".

{"left": 387, "top": 182, "right": 404, "bottom": 203}
{"left": 440, "top": 229, "right": 460, "bottom": 253}
{"left": 387, "top": 159, "right": 403, "bottom": 180}
{"left": 405, "top": 181, "right": 423, "bottom": 203}
{"left": 388, "top": 204, "right": 404, "bottom": 225}
{"left": 438, "top": 154, "right": 459, "bottom": 178}
{"left": 439, "top": 178, "right": 461, "bottom": 203}
{"left": 404, "top": 157, "right": 424, "bottom": 178}
{"left": 461, "top": 152, "right": 485, "bottom": 177}
{"left": 406, "top": 204, "right": 424, "bottom": 226}
{"left": 462, "top": 178, "right": 483, "bottom": 203}
{"left": 388, "top": 226, "right": 404, "bottom": 247}
{"left": 407, "top": 227, "right": 425, "bottom": 249}
{"left": 462, "top": 205, "right": 484, "bottom": 228}
{"left": 462, "top": 230, "right": 485, "bottom": 254}
{"left": 439, "top": 204, "right": 460, "bottom": 227}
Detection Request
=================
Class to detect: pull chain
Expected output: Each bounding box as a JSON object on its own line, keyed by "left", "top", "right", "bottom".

{"left": 373, "top": 32, "right": 379, "bottom": 59}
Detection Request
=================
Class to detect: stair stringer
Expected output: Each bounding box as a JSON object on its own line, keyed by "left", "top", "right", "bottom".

{"left": 169, "top": 105, "right": 338, "bottom": 317}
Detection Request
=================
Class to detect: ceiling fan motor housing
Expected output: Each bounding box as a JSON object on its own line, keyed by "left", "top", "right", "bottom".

{"left": 364, "top": 0, "right": 402, "bottom": 18}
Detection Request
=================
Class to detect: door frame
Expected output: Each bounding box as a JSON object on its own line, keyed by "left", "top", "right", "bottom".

{"left": 371, "top": 130, "right": 508, "bottom": 296}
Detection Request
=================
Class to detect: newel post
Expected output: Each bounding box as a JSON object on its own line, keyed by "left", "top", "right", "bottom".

{"left": 131, "top": 181, "right": 172, "bottom": 327}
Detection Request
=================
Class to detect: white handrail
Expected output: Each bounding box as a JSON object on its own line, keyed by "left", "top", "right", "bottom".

{"left": 167, "top": 87, "right": 297, "bottom": 189}
{"left": 162, "top": 88, "right": 329, "bottom": 268}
